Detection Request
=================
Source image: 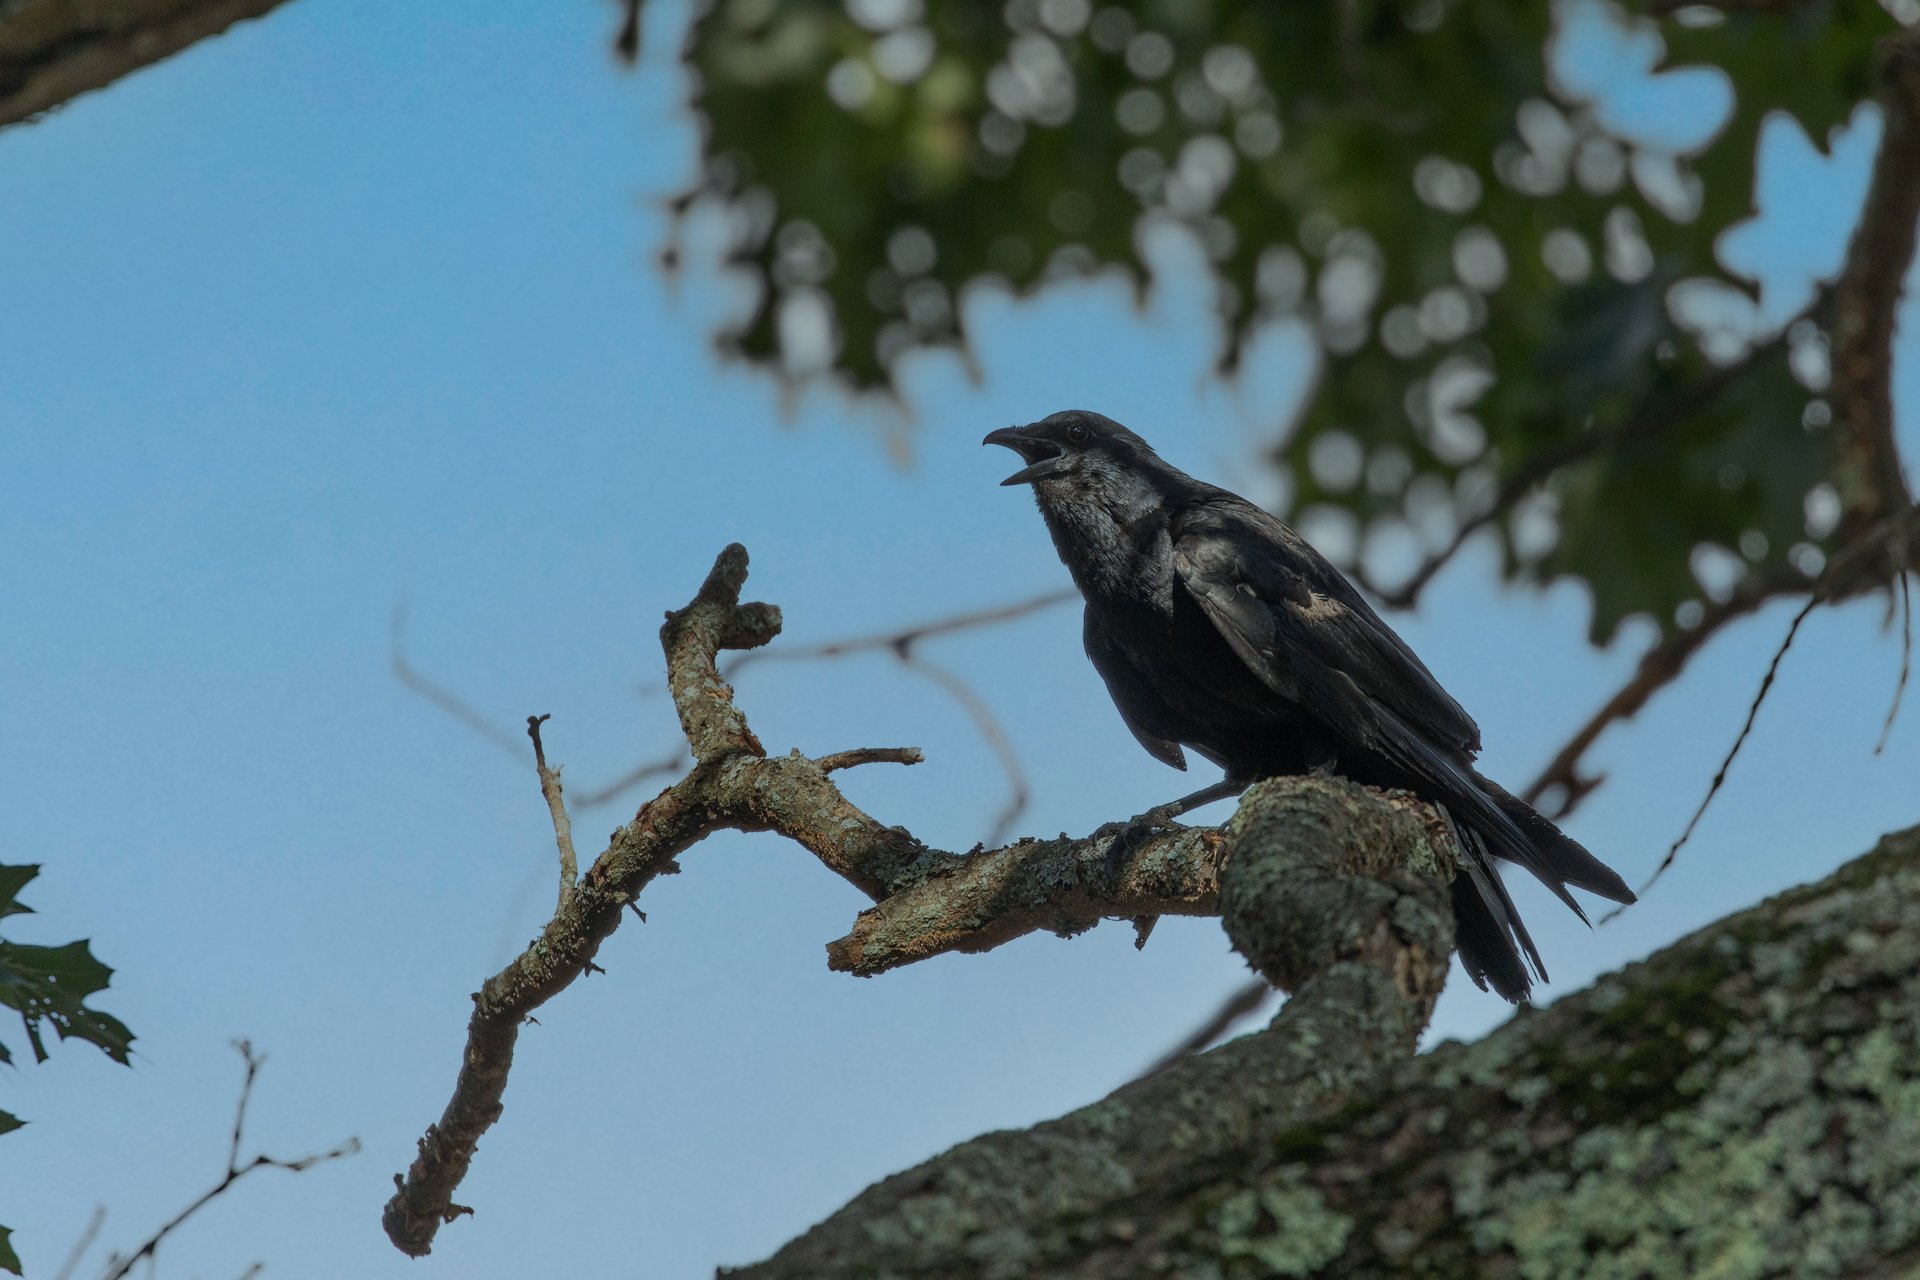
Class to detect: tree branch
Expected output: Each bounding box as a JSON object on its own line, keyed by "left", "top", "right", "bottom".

{"left": 739, "top": 820, "right": 1920, "bottom": 1277}
{"left": 1523, "top": 564, "right": 1813, "bottom": 820}
{"left": 0, "top": 0, "right": 297, "bottom": 130}
{"left": 1829, "top": 26, "right": 1920, "bottom": 546}
{"left": 382, "top": 546, "right": 1468, "bottom": 1258}
{"left": 526, "top": 715, "right": 579, "bottom": 913}
{"left": 95, "top": 1041, "right": 357, "bottom": 1280}
{"left": 826, "top": 823, "right": 1227, "bottom": 977}
{"left": 733, "top": 775, "right": 1456, "bottom": 1278}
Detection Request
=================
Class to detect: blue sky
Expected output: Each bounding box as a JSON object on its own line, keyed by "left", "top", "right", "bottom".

{"left": 1, "top": 2, "right": 1915, "bottom": 1276}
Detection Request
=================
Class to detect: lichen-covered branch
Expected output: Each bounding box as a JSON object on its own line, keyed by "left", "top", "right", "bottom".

{"left": 731, "top": 776, "right": 1456, "bottom": 1279}
{"left": 383, "top": 547, "right": 1469, "bottom": 1259}
{"left": 735, "top": 821, "right": 1920, "bottom": 1279}
{"left": 0, "top": 0, "right": 296, "bottom": 129}
{"left": 825, "top": 823, "right": 1226, "bottom": 977}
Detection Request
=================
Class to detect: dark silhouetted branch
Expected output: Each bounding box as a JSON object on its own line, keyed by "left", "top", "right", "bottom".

{"left": 95, "top": 1041, "right": 357, "bottom": 1280}
{"left": 382, "top": 546, "right": 1466, "bottom": 1259}
{"left": 1523, "top": 565, "right": 1814, "bottom": 820}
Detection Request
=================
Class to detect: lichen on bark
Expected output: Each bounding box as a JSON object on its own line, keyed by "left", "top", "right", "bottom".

{"left": 734, "top": 825, "right": 1920, "bottom": 1279}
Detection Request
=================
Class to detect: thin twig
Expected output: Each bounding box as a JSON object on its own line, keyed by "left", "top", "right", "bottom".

{"left": 51, "top": 1205, "right": 104, "bottom": 1280}
{"left": 389, "top": 601, "right": 525, "bottom": 761}
{"left": 1875, "top": 571, "right": 1912, "bottom": 756}
{"left": 724, "top": 591, "right": 1074, "bottom": 672}
{"left": 1133, "top": 978, "right": 1273, "bottom": 1080}
{"left": 1600, "top": 597, "right": 1821, "bottom": 923}
{"left": 898, "top": 650, "right": 1030, "bottom": 846}
{"left": 527, "top": 715, "right": 580, "bottom": 911}
{"left": 568, "top": 749, "right": 689, "bottom": 809}
{"left": 1523, "top": 565, "right": 1813, "bottom": 820}
{"left": 100, "top": 1042, "right": 358, "bottom": 1280}
{"left": 724, "top": 589, "right": 1070, "bottom": 844}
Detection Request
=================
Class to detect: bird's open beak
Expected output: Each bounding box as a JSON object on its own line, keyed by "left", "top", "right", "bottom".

{"left": 983, "top": 425, "right": 1068, "bottom": 487}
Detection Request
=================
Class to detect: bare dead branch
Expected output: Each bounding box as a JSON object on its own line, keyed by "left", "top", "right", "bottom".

{"left": 382, "top": 546, "right": 1464, "bottom": 1259}
{"left": 813, "top": 746, "right": 925, "bottom": 773}
{"left": 526, "top": 715, "right": 580, "bottom": 912}
{"left": 1597, "top": 507, "right": 1920, "bottom": 919}
{"left": 826, "top": 823, "right": 1227, "bottom": 976}
{"left": 99, "top": 1041, "right": 358, "bottom": 1280}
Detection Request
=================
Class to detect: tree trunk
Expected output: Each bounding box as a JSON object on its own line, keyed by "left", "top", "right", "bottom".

{"left": 735, "top": 822, "right": 1920, "bottom": 1278}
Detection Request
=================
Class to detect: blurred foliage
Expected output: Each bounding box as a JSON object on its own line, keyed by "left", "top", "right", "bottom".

{"left": 662, "top": 0, "right": 1904, "bottom": 642}
{"left": 0, "top": 863, "right": 135, "bottom": 1276}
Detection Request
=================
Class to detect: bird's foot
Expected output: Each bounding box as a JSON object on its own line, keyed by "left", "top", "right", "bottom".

{"left": 1102, "top": 805, "right": 1187, "bottom": 878}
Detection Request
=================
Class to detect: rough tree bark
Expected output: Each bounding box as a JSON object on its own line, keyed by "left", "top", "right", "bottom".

{"left": 733, "top": 824, "right": 1920, "bottom": 1278}
{"left": 0, "top": 0, "right": 294, "bottom": 128}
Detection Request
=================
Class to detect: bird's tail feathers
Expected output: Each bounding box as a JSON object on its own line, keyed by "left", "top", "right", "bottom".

{"left": 1446, "top": 824, "right": 1540, "bottom": 1003}
{"left": 1474, "top": 774, "right": 1636, "bottom": 905}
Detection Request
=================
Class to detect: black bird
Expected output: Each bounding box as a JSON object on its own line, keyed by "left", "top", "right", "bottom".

{"left": 985, "top": 409, "right": 1633, "bottom": 1001}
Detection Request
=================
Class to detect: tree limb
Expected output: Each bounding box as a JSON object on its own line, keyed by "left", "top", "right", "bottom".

{"left": 732, "top": 775, "right": 1457, "bottom": 1278}
{"left": 1829, "top": 25, "right": 1920, "bottom": 547}
{"left": 0, "top": 0, "right": 296, "bottom": 129}
{"left": 735, "top": 820, "right": 1920, "bottom": 1277}
{"left": 381, "top": 546, "right": 1468, "bottom": 1258}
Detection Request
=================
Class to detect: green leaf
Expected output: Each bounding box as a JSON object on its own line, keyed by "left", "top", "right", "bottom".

{"left": 0, "top": 1110, "right": 21, "bottom": 1138}
{"left": 0, "top": 932, "right": 136, "bottom": 1066}
{"left": 0, "top": 1224, "right": 18, "bottom": 1276}
{"left": 0, "top": 865, "right": 38, "bottom": 919}
{"left": 674, "top": 0, "right": 1892, "bottom": 643}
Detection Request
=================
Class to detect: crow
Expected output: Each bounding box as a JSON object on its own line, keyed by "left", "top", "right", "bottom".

{"left": 985, "top": 409, "right": 1634, "bottom": 1001}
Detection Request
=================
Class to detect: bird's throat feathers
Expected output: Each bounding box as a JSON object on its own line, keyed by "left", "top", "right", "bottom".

{"left": 1031, "top": 456, "right": 1180, "bottom": 605}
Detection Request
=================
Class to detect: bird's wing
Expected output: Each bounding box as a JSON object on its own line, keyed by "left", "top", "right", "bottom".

{"left": 1083, "top": 608, "right": 1188, "bottom": 770}
{"left": 1170, "top": 501, "right": 1480, "bottom": 757}
{"left": 1171, "top": 502, "right": 1589, "bottom": 920}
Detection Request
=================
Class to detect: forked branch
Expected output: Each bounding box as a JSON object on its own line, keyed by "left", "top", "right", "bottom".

{"left": 381, "top": 545, "right": 1468, "bottom": 1258}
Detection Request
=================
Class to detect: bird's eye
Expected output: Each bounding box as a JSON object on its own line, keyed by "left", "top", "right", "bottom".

{"left": 1067, "top": 422, "right": 1090, "bottom": 443}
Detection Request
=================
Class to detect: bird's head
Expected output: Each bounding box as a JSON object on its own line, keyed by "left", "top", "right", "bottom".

{"left": 982, "top": 410, "right": 1158, "bottom": 490}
